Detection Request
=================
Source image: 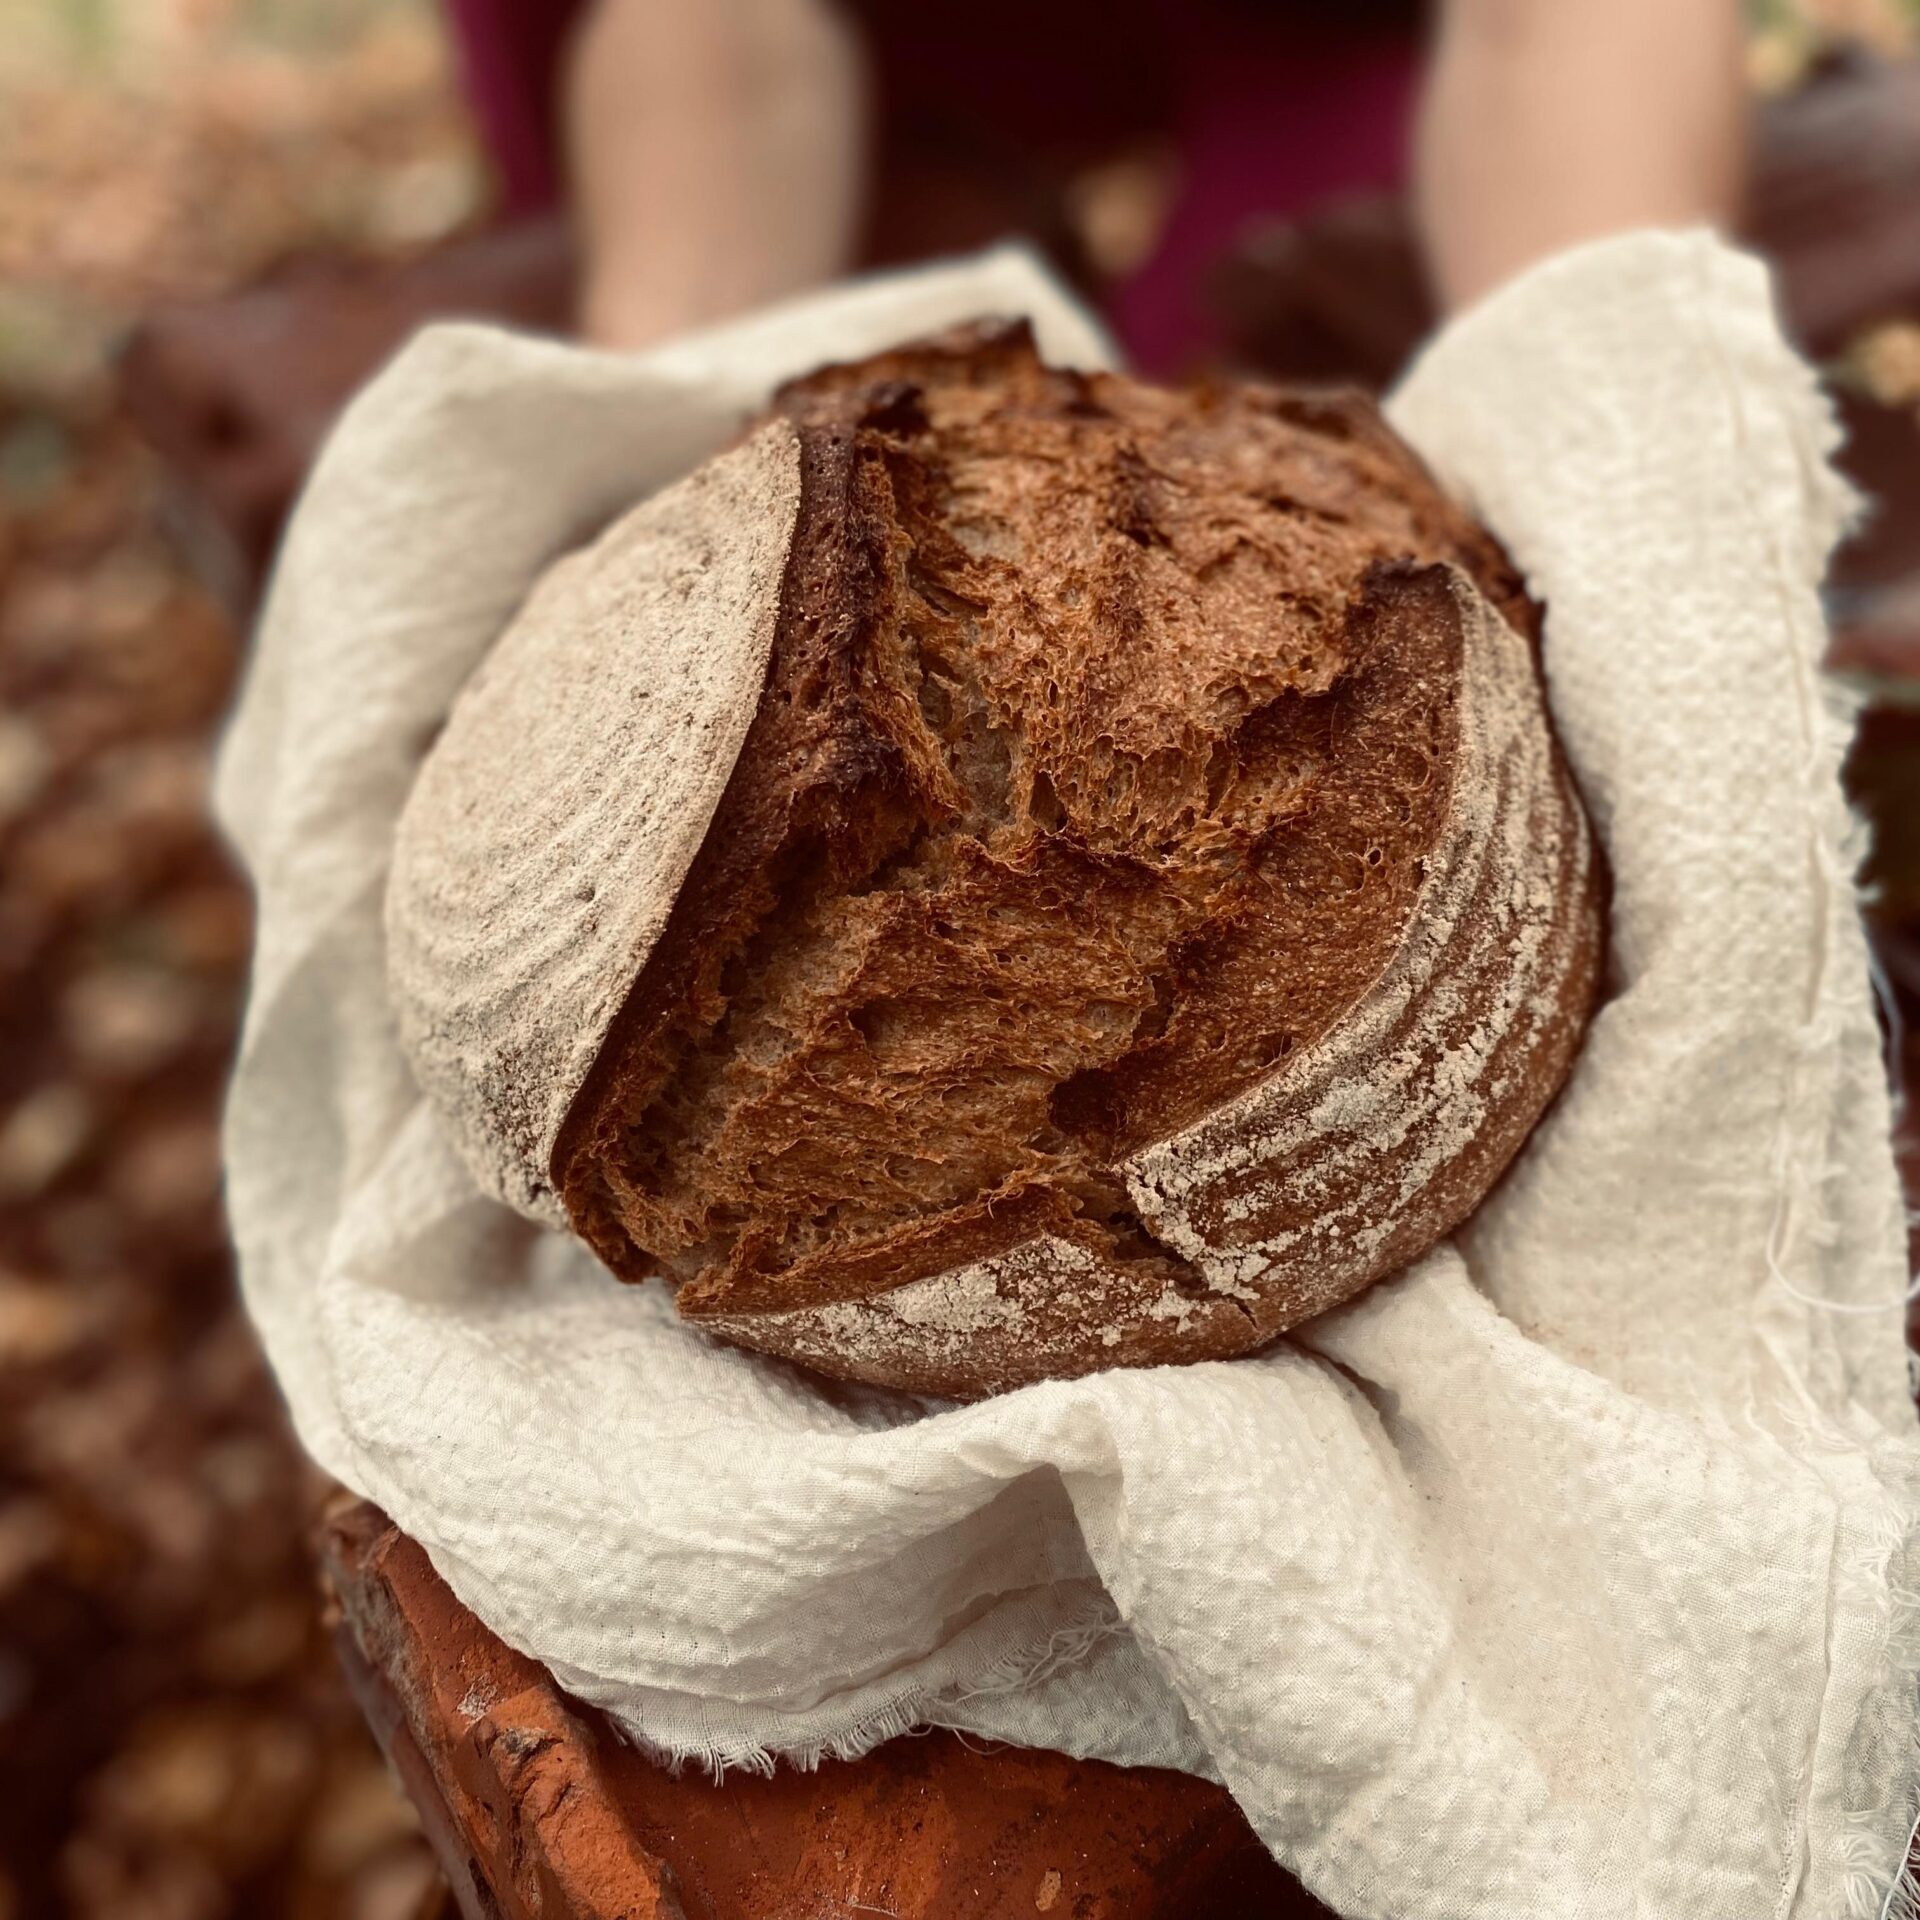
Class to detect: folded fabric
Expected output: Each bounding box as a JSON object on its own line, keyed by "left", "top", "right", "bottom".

{"left": 218, "top": 235, "right": 1920, "bottom": 1919}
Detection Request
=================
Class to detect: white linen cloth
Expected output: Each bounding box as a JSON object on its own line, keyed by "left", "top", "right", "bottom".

{"left": 217, "top": 234, "right": 1920, "bottom": 1920}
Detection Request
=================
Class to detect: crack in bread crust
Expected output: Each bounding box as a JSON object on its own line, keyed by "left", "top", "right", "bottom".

{"left": 537, "top": 324, "right": 1601, "bottom": 1395}
{"left": 693, "top": 571, "right": 1601, "bottom": 1397}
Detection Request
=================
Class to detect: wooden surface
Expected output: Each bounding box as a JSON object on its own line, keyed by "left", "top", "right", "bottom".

{"left": 322, "top": 1502, "right": 1328, "bottom": 1920}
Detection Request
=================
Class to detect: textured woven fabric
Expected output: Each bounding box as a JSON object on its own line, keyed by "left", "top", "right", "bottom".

{"left": 218, "top": 236, "right": 1920, "bottom": 1919}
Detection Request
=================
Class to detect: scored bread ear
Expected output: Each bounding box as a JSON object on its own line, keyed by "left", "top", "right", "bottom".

{"left": 385, "top": 420, "right": 802, "bottom": 1223}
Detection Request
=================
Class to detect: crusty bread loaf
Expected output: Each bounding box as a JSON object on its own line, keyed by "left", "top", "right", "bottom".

{"left": 388, "top": 321, "right": 1602, "bottom": 1399}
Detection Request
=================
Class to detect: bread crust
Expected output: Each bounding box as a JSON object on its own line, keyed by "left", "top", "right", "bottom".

{"left": 386, "top": 422, "right": 802, "bottom": 1222}
{"left": 527, "top": 324, "right": 1603, "bottom": 1397}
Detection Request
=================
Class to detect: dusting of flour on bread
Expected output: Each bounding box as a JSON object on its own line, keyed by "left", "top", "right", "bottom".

{"left": 386, "top": 422, "right": 801, "bottom": 1222}
{"left": 1123, "top": 572, "right": 1594, "bottom": 1316}
{"left": 722, "top": 1234, "right": 1244, "bottom": 1390}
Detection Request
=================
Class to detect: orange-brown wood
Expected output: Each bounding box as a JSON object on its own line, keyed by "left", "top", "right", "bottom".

{"left": 322, "top": 1502, "right": 1326, "bottom": 1920}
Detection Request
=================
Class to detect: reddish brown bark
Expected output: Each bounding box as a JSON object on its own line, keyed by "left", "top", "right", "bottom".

{"left": 321, "top": 1502, "right": 1326, "bottom": 1920}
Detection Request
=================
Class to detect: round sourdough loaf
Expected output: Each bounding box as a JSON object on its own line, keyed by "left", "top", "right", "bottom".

{"left": 387, "top": 320, "right": 1603, "bottom": 1400}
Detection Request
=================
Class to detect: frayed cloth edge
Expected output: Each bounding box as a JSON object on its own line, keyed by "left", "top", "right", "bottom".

{"left": 587, "top": 1607, "right": 1133, "bottom": 1782}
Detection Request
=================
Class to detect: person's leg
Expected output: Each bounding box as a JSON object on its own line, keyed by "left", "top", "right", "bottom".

{"left": 564, "top": 0, "right": 870, "bottom": 350}
{"left": 1417, "top": 0, "right": 1748, "bottom": 311}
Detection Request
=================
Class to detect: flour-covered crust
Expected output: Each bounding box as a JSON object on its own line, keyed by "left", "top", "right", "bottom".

{"left": 386, "top": 422, "right": 801, "bottom": 1221}
{"left": 390, "top": 324, "right": 1601, "bottom": 1398}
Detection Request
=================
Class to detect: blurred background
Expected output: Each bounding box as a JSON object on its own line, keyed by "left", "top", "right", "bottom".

{"left": 1, "top": 2, "right": 1917, "bottom": 1916}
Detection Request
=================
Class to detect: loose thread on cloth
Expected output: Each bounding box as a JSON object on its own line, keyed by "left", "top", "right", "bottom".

{"left": 1748, "top": 402, "right": 1909, "bottom": 1318}
{"left": 1764, "top": 863, "right": 1920, "bottom": 1319}
{"left": 1836, "top": 1461, "right": 1920, "bottom": 1920}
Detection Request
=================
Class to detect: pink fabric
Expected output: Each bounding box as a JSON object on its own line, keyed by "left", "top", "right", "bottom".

{"left": 1115, "top": 28, "right": 1419, "bottom": 371}
{"left": 443, "top": 0, "right": 572, "bottom": 214}
{"left": 438, "top": 0, "right": 1419, "bottom": 367}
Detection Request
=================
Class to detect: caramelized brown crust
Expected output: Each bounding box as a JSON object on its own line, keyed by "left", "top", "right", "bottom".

{"left": 549, "top": 322, "right": 1601, "bottom": 1395}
